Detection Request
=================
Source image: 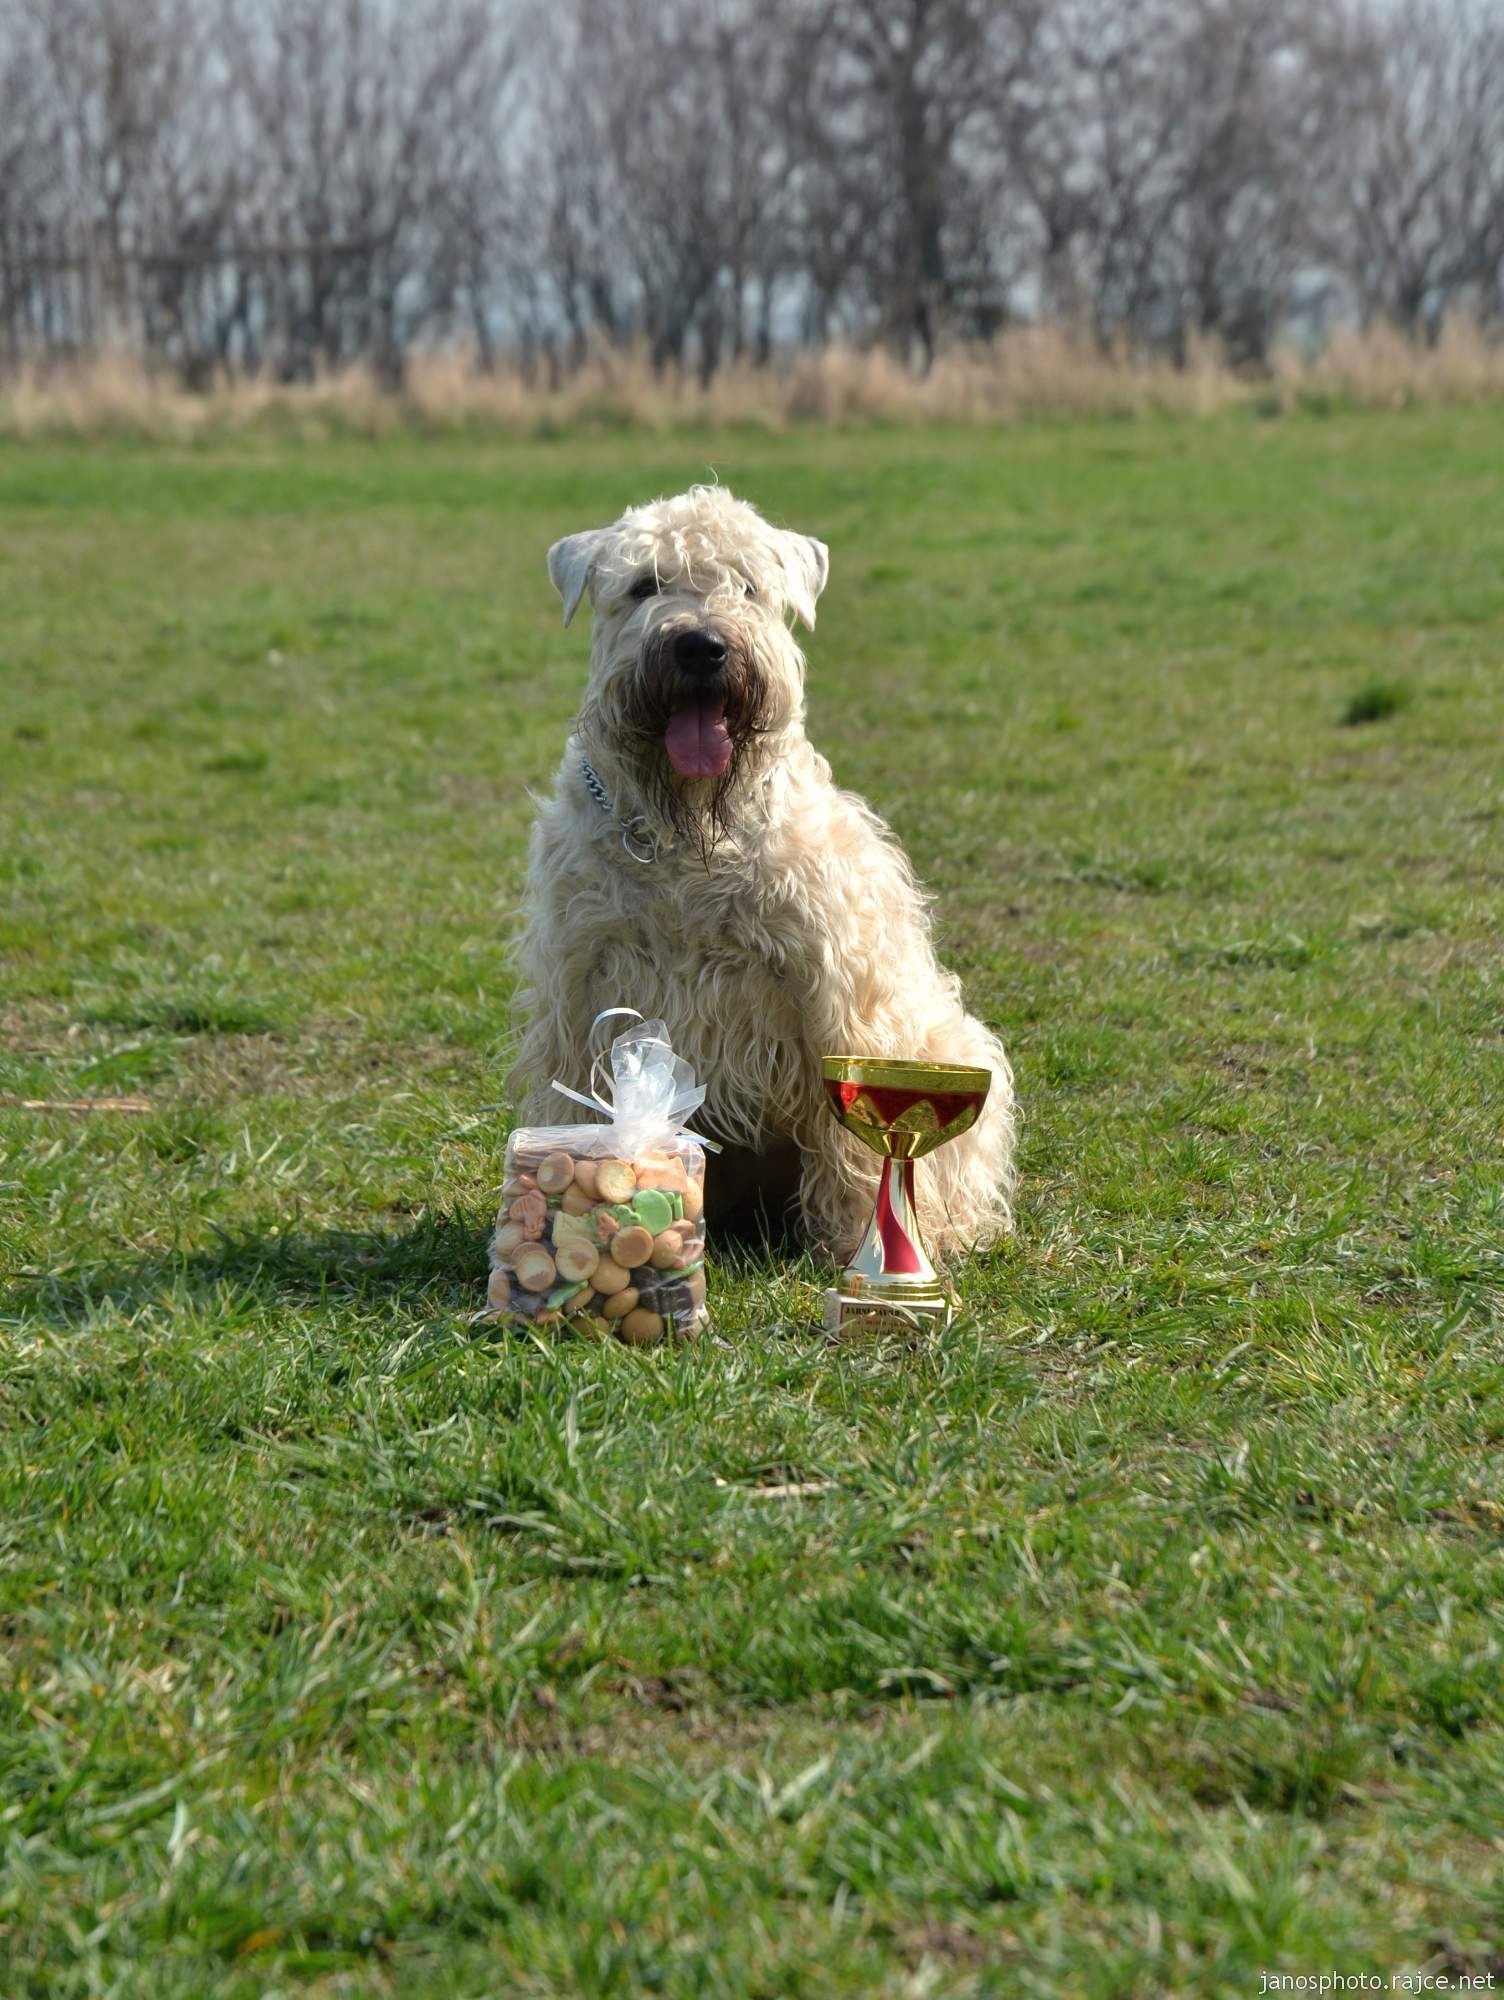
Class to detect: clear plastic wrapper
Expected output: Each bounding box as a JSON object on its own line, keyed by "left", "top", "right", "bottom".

{"left": 483, "top": 1018, "right": 710, "bottom": 1344}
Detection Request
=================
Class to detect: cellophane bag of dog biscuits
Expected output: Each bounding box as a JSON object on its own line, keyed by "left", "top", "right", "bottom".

{"left": 484, "top": 1016, "right": 710, "bottom": 1345}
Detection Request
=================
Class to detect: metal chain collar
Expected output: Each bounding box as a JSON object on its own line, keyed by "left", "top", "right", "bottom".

{"left": 580, "top": 756, "right": 659, "bottom": 865}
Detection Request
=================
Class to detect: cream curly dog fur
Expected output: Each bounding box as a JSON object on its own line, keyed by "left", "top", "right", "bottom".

{"left": 509, "top": 484, "right": 1014, "bottom": 1257}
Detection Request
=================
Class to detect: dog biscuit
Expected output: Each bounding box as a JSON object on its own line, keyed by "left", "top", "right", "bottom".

{"left": 593, "top": 1159, "right": 637, "bottom": 1202}
{"left": 554, "top": 1238, "right": 599, "bottom": 1282}
{"left": 512, "top": 1246, "right": 557, "bottom": 1292}
{"left": 618, "top": 1306, "right": 664, "bottom": 1345}
{"left": 536, "top": 1152, "right": 576, "bottom": 1194}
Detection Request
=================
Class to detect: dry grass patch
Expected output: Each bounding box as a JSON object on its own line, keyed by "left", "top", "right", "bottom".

{"left": 6, "top": 319, "right": 1504, "bottom": 440}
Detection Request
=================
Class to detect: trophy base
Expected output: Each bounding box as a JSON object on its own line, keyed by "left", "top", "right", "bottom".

{"left": 824, "top": 1278, "right": 954, "bottom": 1337}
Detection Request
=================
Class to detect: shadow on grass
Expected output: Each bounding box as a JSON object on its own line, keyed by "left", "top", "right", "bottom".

{"left": 4, "top": 1211, "right": 488, "bottom": 1332}
{"left": 7, "top": 1214, "right": 834, "bottom": 1336}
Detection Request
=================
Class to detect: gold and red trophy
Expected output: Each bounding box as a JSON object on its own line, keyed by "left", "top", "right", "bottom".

{"left": 821, "top": 1056, "right": 991, "bottom": 1334}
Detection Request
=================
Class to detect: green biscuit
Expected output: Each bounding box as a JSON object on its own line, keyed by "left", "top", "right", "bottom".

{"left": 544, "top": 1280, "right": 589, "bottom": 1310}
{"left": 630, "top": 1188, "right": 676, "bottom": 1234}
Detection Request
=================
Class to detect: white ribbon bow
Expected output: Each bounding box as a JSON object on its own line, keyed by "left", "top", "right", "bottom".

{"left": 551, "top": 1007, "right": 722, "bottom": 1152}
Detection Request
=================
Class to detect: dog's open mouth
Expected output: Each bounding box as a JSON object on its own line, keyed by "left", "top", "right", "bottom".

{"left": 665, "top": 693, "right": 733, "bottom": 779}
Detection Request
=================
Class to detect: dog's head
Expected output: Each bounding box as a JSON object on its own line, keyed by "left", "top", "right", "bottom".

{"left": 547, "top": 485, "right": 828, "bottom": 847}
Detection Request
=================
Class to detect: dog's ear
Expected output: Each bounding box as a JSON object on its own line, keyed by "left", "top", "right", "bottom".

{"left": 547, "top": 530, "right": 604, "bottom": 627}
{"left": 780, "top": 532, "right": 829, "bottom": 630}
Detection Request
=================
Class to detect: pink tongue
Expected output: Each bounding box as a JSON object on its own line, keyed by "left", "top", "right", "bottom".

{"left": 665, "top": 695, "right": 732, "bottom": 778}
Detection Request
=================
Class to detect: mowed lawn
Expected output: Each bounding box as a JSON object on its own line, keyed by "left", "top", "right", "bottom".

{"left": 2, "top": 408, "right": 1502, "bottom": 1999}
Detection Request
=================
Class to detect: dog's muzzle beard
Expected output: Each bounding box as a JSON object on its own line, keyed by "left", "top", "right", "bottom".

{"left": 612, "top": 624, "right": 772, "bottom": 854}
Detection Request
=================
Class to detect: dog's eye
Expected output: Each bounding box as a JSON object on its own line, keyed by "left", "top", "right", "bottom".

{"left": 744, "top": 581, "right": 757, "bottom": 599}
{"left": 628, "top": 575, "right": 660, "bottom": 602}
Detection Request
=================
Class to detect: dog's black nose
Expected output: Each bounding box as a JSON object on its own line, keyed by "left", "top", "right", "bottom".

{"left": 674, "top": 628, "right": 728, "bottom": 677}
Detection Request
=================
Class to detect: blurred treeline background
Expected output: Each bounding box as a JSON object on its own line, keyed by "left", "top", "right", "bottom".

{"left": 1, "top": 0, "right": 1502, "bottom": 398}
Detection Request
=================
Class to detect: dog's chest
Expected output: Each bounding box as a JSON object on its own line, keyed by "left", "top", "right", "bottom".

{"left": 582, "top": 861, "right": 811, "bottom": 1128}
{"left": 584, "top": 846, "right": 811, "bottom": 995}
{"left": 627, "top": 859, "right": 775, "bottom": 959}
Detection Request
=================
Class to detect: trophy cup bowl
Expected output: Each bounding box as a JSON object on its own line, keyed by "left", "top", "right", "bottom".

{"left": 821, "top": 1056, "right": 991, "bottom": 1335}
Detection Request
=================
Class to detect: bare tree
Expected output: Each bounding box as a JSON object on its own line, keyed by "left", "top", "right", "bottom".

{"left": 1, "top": 0, "right": 1501, "bottom": 381}
{"left": 1294, "top": 0, "right": 1504, "bottom": 339}
{"left": 1003, "top": 0, "right": 1305, "bottom": 361}
{"left": 526, "top": 0, "right": 799, "bottom": 378}
{"left": 0, "top": 5, "right": 57, "bottom": 361}
{"left": 782, "top": 0, "right": 1040, "bottom": 363}
{"left": 221, "top": 0, "right": 521, "bottom": 383}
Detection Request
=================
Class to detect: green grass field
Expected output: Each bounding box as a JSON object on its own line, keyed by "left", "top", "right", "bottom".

{"left": 3, "top": 409, "right": 1502, "bottom": 1998}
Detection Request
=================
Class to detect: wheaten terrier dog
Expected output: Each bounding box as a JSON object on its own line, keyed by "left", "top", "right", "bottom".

{"left": 509, "top": 484, "right": 1014, "bottom": 1257}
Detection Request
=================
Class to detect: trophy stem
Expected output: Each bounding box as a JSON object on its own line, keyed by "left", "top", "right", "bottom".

{"left": 824, "top": 1155, "right": 954, "bottom": 1335}
{"left": 867, "top": 1157, "right": 936, "bottom": 1282}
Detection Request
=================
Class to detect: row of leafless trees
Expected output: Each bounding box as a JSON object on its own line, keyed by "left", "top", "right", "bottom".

{"left": 2, "top": 0, "right": 1503, "bottom": 384}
